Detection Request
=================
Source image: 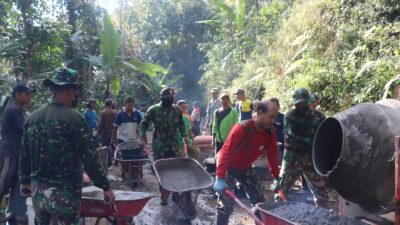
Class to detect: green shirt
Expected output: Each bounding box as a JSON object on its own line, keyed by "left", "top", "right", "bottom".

{"left": 212, "top": 107, "right": 239, "bottom": 143}
{"left": 177, "top": 115, "right": 193, "bottom": 149}
{"left": 20, "top": 102, "right": 110, "bottom": 193}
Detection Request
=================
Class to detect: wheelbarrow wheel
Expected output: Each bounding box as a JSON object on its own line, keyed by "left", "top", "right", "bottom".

{"left": 131, "top": 165, "right": 139, "bottom": 189}
{"left": 180, "top": 192, "right": 197, "bottom": 220}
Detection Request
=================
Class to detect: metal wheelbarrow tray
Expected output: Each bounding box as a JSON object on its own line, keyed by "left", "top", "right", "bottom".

{"left": 256, "top": 202, "right": 367, "bottom": 225}
{"left": 153, "top": 157, "right": 213, "bottom": 192}
{"left": 80, "top": 189, "right": 153, "bottom": 218}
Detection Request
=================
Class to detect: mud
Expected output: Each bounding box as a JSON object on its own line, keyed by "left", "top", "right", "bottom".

{"left": 93, "top": 132, "right": 341, "bottom": 225}
{"left": 262, "top": 202, "right": 365, "bottom": 225}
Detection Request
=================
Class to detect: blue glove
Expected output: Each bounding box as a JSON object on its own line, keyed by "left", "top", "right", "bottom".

{"left": 271, "top": 178, "right": 282, "bottom": 192}
{"left": 213, "top": 178, "right": 227, "bottom": 194}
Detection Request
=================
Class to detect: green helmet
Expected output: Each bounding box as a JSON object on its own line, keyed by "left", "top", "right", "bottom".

{"left": 307, "top": 93, "right": 319, "bottom": 105}
{"left": 292, "top": 88, "right": 310, "bottom": 105}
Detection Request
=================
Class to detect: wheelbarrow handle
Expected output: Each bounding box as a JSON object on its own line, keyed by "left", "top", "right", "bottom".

{"left": 224, "top": 189, "right": 264, "bottom": 225}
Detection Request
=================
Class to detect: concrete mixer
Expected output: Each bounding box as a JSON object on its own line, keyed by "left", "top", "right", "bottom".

{"left": 313, "top": 99, "right": 400, "bottom": 224}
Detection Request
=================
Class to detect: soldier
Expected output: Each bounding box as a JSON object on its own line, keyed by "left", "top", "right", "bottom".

{"left": 275, "top": 88, "right": 330, "bottom": 206}
{"left": 19, "top": 68, "right": 115, "bottom": 225}
{"left": 139, "top": 87, "right": 187, "bottom": 205}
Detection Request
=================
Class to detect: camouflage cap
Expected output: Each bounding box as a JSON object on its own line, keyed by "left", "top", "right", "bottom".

{"left": 160, "top": 87, "right": 174, "bottom": 96}
{"left": 43, "top": 68, "right": 81, "bottom": 87}
{"left": 292, "top": 88, "right": 310, "bottom": 105}
{"left": 307, "top": 93, "right": 319, "bottom": 105}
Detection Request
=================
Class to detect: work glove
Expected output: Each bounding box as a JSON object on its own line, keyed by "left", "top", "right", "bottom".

{"left": 270, "top": 178, "right": 282, "bottom": 192}
{"left": 213, "top": 178, "right": 227, "bottom": 194}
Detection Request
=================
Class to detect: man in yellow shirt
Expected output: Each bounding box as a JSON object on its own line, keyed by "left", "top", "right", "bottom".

{"left": 233, "top": 88, "right": 252, "bottom": 121}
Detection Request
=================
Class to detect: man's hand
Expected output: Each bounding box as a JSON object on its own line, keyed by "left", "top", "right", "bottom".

{"left": 213, "top": 178, "right": 227, "bottom": 194}
{"left": 111, "top": 137, "right": 117, "bottom": 146}
{"left": 139, "top": 136, "right": 147, "bottom": 146}
{"left": 104, "top": 189, "right": 116, "bottom": 204}
{"left": 211, "top": 140, "right": 216, "bottom": 148}
{"left": 270, "top": 178, "right": 282, "bottom": 192}
{"left": 20, "top": 184, "right": 32, "bottom": 197}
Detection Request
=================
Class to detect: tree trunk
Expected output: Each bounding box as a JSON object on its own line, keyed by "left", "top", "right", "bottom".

{"left": 20, "top": 0, "right": 33, "bottom": 80}
{"left": 65, "top": 0, "right": 77, "bottom": 69}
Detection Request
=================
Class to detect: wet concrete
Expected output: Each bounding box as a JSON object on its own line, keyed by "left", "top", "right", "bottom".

{"left": 262, "top": 202, "right": 366, "bottom": 225}
{"left": 82, "top": 187, "right": 152, "bottom": 201}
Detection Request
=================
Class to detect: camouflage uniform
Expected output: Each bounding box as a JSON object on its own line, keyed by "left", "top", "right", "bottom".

{"left": 140, "top": 103, "right": 186, "bottom": 160}
{"left": 19, "top": 68, "right": 110, "bottom": 225}
{"left": 140, "top": 89, "right": 186, "bottom": 204}
{"left": 279, "top": 89, "right": 330, "bottom": 203}
{"left": 217, "top": 168, "right": 265, "bottom": 225}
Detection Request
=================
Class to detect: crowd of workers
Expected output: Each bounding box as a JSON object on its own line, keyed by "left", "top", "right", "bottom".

{"left": 0, "top": 67, "right": 335, "bottom": 225}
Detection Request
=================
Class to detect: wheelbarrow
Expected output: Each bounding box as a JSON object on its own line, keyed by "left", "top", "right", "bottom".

{"left": 145, "top": 145, "right": 214, "bottom": 220}
{"left": 256, "top": 202, "right": 367, "bottom": 225}
{"left": 114, "top": 141, "right": 149, "bottom": 189}
{"left": 80, "top": 188, "right": 153, "bottom": 225}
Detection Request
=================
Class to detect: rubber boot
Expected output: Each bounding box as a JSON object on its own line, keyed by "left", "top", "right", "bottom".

{"left": 215, "top": 212, "right": 230, "bottom": 225}
{"left": 160, "top": 187, "right": 170, "bottom": 205}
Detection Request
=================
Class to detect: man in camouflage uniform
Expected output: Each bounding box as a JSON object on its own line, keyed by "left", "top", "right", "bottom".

{"left": 19, "top": 68, "right": 115, "bottom": 225}
{"left": 140, "top": 87, "right": 187, "bottom": 205}
{"left": 275, "top": 88, "right": 330, "bottom": 206}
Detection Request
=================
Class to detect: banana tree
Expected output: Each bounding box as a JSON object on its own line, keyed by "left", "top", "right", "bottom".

{"left": 86, "top": 12, "right": 169, "bottom": 99}
{"left": 210, "top": 0, "right": 248, "bottom": 32}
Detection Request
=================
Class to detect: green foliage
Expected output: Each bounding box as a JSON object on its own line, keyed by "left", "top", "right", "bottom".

{"left": 99, "top": 13, "right": 121, "bottom": 69}
{"left": 201, "top": 0, "right": 400, "bottom": 114}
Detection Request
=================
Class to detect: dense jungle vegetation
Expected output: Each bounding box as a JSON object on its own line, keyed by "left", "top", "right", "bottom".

{"left": 1, "top": 0, "right": 399, "bottom": 114}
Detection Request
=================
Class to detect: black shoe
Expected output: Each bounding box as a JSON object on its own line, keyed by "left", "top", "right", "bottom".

{"left": 160, "top": 199, "right": 168, "bottom": 206}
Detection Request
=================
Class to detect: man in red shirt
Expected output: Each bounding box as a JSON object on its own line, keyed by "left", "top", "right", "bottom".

{"left": 213, "top": 100, "right": 280, "bottom": 225}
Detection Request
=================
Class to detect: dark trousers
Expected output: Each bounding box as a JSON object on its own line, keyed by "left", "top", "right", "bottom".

{"left": 215, "top": 142, "right": 224, "bottom": 154}
{"left": 216, "top": 168, "right": 264, "bottom": 225}
{"left": 101, "top": 131, "right": 114, "bottom": 167}
{"left": 192, "top": 121, "right": 200, "bottom": 136}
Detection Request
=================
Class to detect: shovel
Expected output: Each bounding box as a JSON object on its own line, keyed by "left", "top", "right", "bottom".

{"left": 224, "top": 189, "right": 264, "bottom": 225}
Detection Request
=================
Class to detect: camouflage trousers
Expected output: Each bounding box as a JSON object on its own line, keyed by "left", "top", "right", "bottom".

{"left": 216, "top": 168, "right": 264, "bottom": 225}
{"left": 279, "top": 151, "right": 332, "bottom": 204}
{"left": 152, "top": 138, "right": 181, "bottom": 160}
{"left": 32, "top": 183, "right": 80, "bottom": 225}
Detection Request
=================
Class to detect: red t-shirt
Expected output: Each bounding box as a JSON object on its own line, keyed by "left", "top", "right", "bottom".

{"left": 216, "top": 119, "right": 279, "bottom": 179}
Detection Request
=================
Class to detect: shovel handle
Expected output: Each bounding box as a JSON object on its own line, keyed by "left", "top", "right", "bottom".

{"left": 224, "top": 189, "right": 264, "bottom": 225}
{"left": 276, "top": 189, "right": 286, "bottom": 202}
{"left": 184, "top": 139, "right": 188, "bottom": 158}
{"left": 143, "top": 146, "right": 155, "bottom": 164}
